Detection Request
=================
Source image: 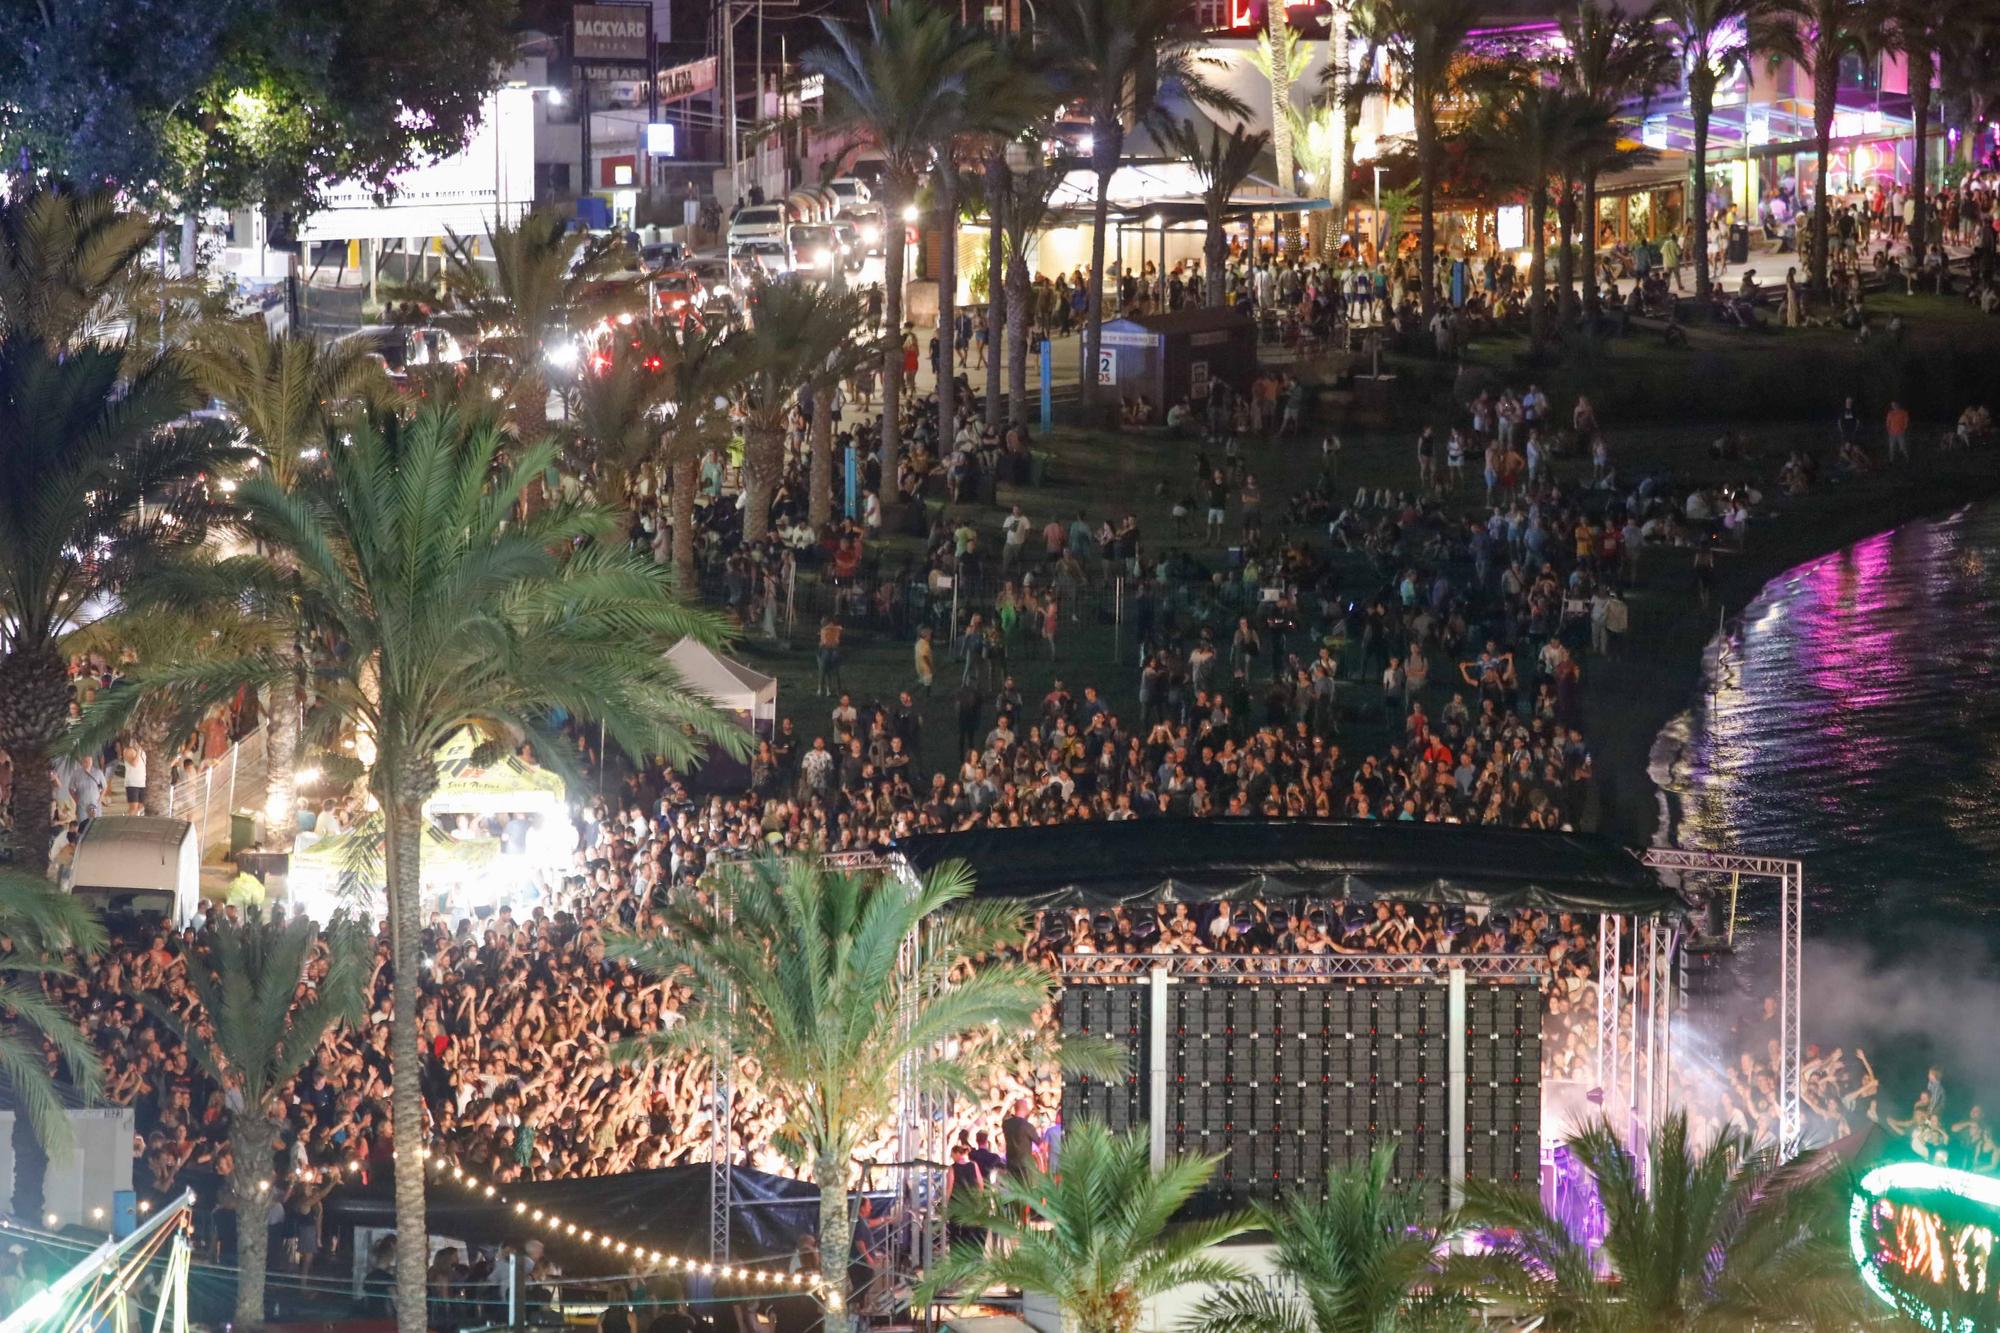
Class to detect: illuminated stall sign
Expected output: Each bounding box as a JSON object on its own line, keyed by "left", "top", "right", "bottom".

{"left": 1851, "top": 1162, "right": 2000, "bottom": 1333}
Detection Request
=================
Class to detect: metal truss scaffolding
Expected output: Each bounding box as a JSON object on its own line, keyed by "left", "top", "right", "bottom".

{"left": 1640, "top": 847, "right": 1805, "bottom": 1158}
{"left": 0, "top": 1191, "right": 194, "bottom": 1333}
{"left": 713, "top": 842, "right": 1804, "bottom": 1271}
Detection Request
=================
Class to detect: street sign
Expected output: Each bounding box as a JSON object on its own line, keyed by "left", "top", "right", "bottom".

{"left": 1190, "top": 359, "right": 1210, "bottom": 399}
{"left": 1096, "top": 347, "right": 1117, "bottom": 386}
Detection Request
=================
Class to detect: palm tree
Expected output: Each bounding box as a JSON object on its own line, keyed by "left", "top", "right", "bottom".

{"left": 1794, "top": 0, "right": 1868, "bottom": 297}
{"left": 1249, "top": 10, "right": 1310, "bottom": 201}
{"left": 654, "top": 322, "right": 743, "bottom": 591}
{"left": 807, "top": 0, "right": 988, "bottom": 514}
{"left": 1877, "top": 0, "right": 1944, "bottom": 253}
{"left": 1653, "top": 0, "right": 1800, "bottom": 304}
{"left": 918, "top": 1120, "right": 1252, "bottom": 1333}
{"left": 144, "top": 915, "right": 369, "bottom": 1332}
{"left": 731, "top": 278, "right": 863, "bottom": 543}
{"left": 433, "top": 208, "right": 639, "bottom": 438}
{"left": 804, "top": 297, "right": 882, "bottom": 531}
{"left": 611, "top": 854, "right": 1103, "bottom": 1300}
{"left": 1937, "top": 0, "right": 2000, "bottom": 168}
{"left": 1373, "top": 0, "right": 1484, "bottom": 316}
{"left": 1161, "top": 117, "right": 1274, "bottom": 305}
{"left": 563, "top": 328, "right": 675, "bottom": 502}
{"left": 1248, "top": 21, "right": 1315, "bottom": 251}
{"left": 65, "top": 606, "right": 281, "bottom": 817}
{"left": 119, "top": 406, "right": 745, "bottom": 1333}
{"left": 0, "top": 190, "right": 162, "bottom": 350}
{"left": 981, "top": 150, "right": 1012, "bottom": 431}
{"left": 1183, "top": 1146, "right": 1466, "bottom": 1333}
{"left": 0, "top": 191, "right": 225, "bottom": 865}
{"left": 1558, "top": 2, "right": 1676, "bottom": 318}
{"left": 1326, "top": 0, "right": 1388, "bottom": 241}
{"left": 1041, "top": 0, "right": 1245, "bottom": 407}
{"left": 939, "top": 40, "right": 1050, "bottom": 441}
{"left": 183, "top": 324, "right": 385, "bottom": 843}
{"left": 1469, "top": 78, "right": 1621, "bottom": 347}
{"left": 1000, "top": 156, "right": 1069, "bottom": 426}
{"left": 0, "top": 876, "right": 105, "bottom": 1155}
{"left": 1456, "top": 1111, "right": 1873, "bottom": 1332}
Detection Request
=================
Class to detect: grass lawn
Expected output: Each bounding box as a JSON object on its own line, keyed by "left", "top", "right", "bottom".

{"left": 716, "top": 395, "right": 1852, "bottom": 797}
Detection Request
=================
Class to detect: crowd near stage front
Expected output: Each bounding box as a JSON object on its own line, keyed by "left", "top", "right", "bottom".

{"left": 898, "top": 819, "right": 1692, "bottom": 1217}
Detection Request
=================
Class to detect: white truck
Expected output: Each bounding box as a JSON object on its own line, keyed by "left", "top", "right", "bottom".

{"left": 67, "top": 816, "right": 202, "bottom": 926}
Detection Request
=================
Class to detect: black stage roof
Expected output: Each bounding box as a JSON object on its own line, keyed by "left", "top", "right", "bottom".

{"left": 895, "top": 819, "right": 1681, "bottom": 916}
{"left": 326, "top": 1163, "right": 819, "bottom": 1263}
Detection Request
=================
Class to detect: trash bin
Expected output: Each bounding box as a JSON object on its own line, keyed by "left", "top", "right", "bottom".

{"left": 1727, "top": 223, "right": 1750, "bottom": 265}
{"left": 229, "top": 810, "right": 259, "bottom": 855}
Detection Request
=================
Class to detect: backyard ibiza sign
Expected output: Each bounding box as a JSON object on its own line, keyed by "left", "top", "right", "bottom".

{"left": 1851, "top": 1161, "right": 2000, "bottom": 1333}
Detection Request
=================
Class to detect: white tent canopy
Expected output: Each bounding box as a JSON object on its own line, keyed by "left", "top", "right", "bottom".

{"left": 665, "top": 639, "right": 778, "bottom": 730}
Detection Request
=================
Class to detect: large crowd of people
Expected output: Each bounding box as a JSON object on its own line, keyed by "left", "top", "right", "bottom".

{"left": 10, "top": 173, "right": 2000, "bottom": 1317}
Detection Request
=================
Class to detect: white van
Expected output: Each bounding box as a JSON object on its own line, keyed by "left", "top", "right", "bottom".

{"left": 68, "top": 817, "right": 202, "bottom": 926}
{"left": 828, "top": 176, "right": 873, "bottom": 209}
{"left": 727, "top": 204, "right": 787, "bottom": 251}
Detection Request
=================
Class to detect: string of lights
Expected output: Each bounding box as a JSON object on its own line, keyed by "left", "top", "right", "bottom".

{"left": 416, "top": 1147, "right": 841, "bottom": 1313}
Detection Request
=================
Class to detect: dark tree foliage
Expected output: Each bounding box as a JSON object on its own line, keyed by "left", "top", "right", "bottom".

{"left": 0, "top": 0, "right": 519, "bottom": 216}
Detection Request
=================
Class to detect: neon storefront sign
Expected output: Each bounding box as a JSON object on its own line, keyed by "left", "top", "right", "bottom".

{"left": 1850, "top": 1162, "right": 2000, "bottom": 1333}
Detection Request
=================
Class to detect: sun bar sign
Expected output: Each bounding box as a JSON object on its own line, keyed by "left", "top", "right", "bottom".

{"left": 1851, "top": 1161, "right": 2000, "bottom": 1333}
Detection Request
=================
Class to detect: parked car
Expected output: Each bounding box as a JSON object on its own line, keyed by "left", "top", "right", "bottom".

{"left": 785, "top": 223, "right": 859, "bottom": 275}
{"left": 828, "top": 176, "right": 873, "bottom": 210}
{"left": 726, "top": 203, "right": 787, "bottom": 251}
{"left": 653, "top": 270, "right": 708, "bottom": 326}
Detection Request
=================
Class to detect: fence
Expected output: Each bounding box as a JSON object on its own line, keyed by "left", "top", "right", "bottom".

{"left": 161, "top": 724, "right": 269, "bottom": 853}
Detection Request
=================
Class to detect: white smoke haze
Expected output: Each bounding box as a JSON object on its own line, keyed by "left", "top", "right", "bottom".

{"left": 1659, "top": 930, "right": 2000, "bottom": 1144}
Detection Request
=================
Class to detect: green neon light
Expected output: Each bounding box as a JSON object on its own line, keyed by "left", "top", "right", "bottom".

{"left": 1850, "top": 1161, "right": 2000, "bottom": 1333}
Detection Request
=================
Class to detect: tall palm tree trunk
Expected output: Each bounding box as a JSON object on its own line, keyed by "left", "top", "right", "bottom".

{"left": 1205, "top": 223, "right": 1228, "bottom": 305}
{"left": 1691, "top": 77, "right": 1715, "bottom": 304}
{"left": 743, "top": 424, "right": 782, "bottom": 544}
{"left": 881, "top": 193, "right": 909, "bottom": 511}
{"left": 810, "top": 388, "right": 837, "bottom": 530}
{"left": 1082, "top": 129, "right": 1121, "bottom": 411}
{"left": 1581, "top": 169, "right": 1602, "bottom": 319}
{"left": 1268, "top": 4, "right": 1295, "bottom": 193}
{"left": 232, "top": 1119, "right": 276, "bottom": 1331}
{"left": 1556, "top": 191, "right": 1579, "bottom": 329}
{"left": 1910, "top": 58, "right": 1933, "bottom": 251}
{"left": 985, "top": 155, "right": 1007, "bottom": 431}
{"left": 1529, "top": 192, "right": 1549, "bottom": 347}
{"left": 383, "top": 788, "right": 431, "bottom": 1333}
{"left": 0, "top": 646, "right": 70, "bottom": 872}
{"left": 672, "top": 455, "right": 700, "bottom": 592}
{"left": 144, "top": 729, "right": 177, "bottom": 818}
{"left": 1811, "top": 69, "right": 1837, "bottom": 297}
{"left": 1006, "top": 252, "right": 1031, "bottom": 428}
{"left": 816, "top": 1152, "right": 852, "bottom": 1316}
{"left": 1418, "top": 112, "right": 1440, "bottom": 318}
{"left": 263, "top": 673, "right": 300, "bottom": 847}
{"left": 1333, "top": 7, "right": 1353, "bottom": 228}
{"left": 936, "top": 167, "right": 960, "bottom": 444}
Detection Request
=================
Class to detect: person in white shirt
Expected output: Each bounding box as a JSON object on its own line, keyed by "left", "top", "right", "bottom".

{"left": 120, "top": 740, "right": 148, "bottom": 813}
{"left": 1001, "top": 505, "right": 1031, "bottom": 572}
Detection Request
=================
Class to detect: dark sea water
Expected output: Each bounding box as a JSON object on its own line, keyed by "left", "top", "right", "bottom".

{"left": 1653, "top": 502, "right": 2000, "bottom": 1096}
